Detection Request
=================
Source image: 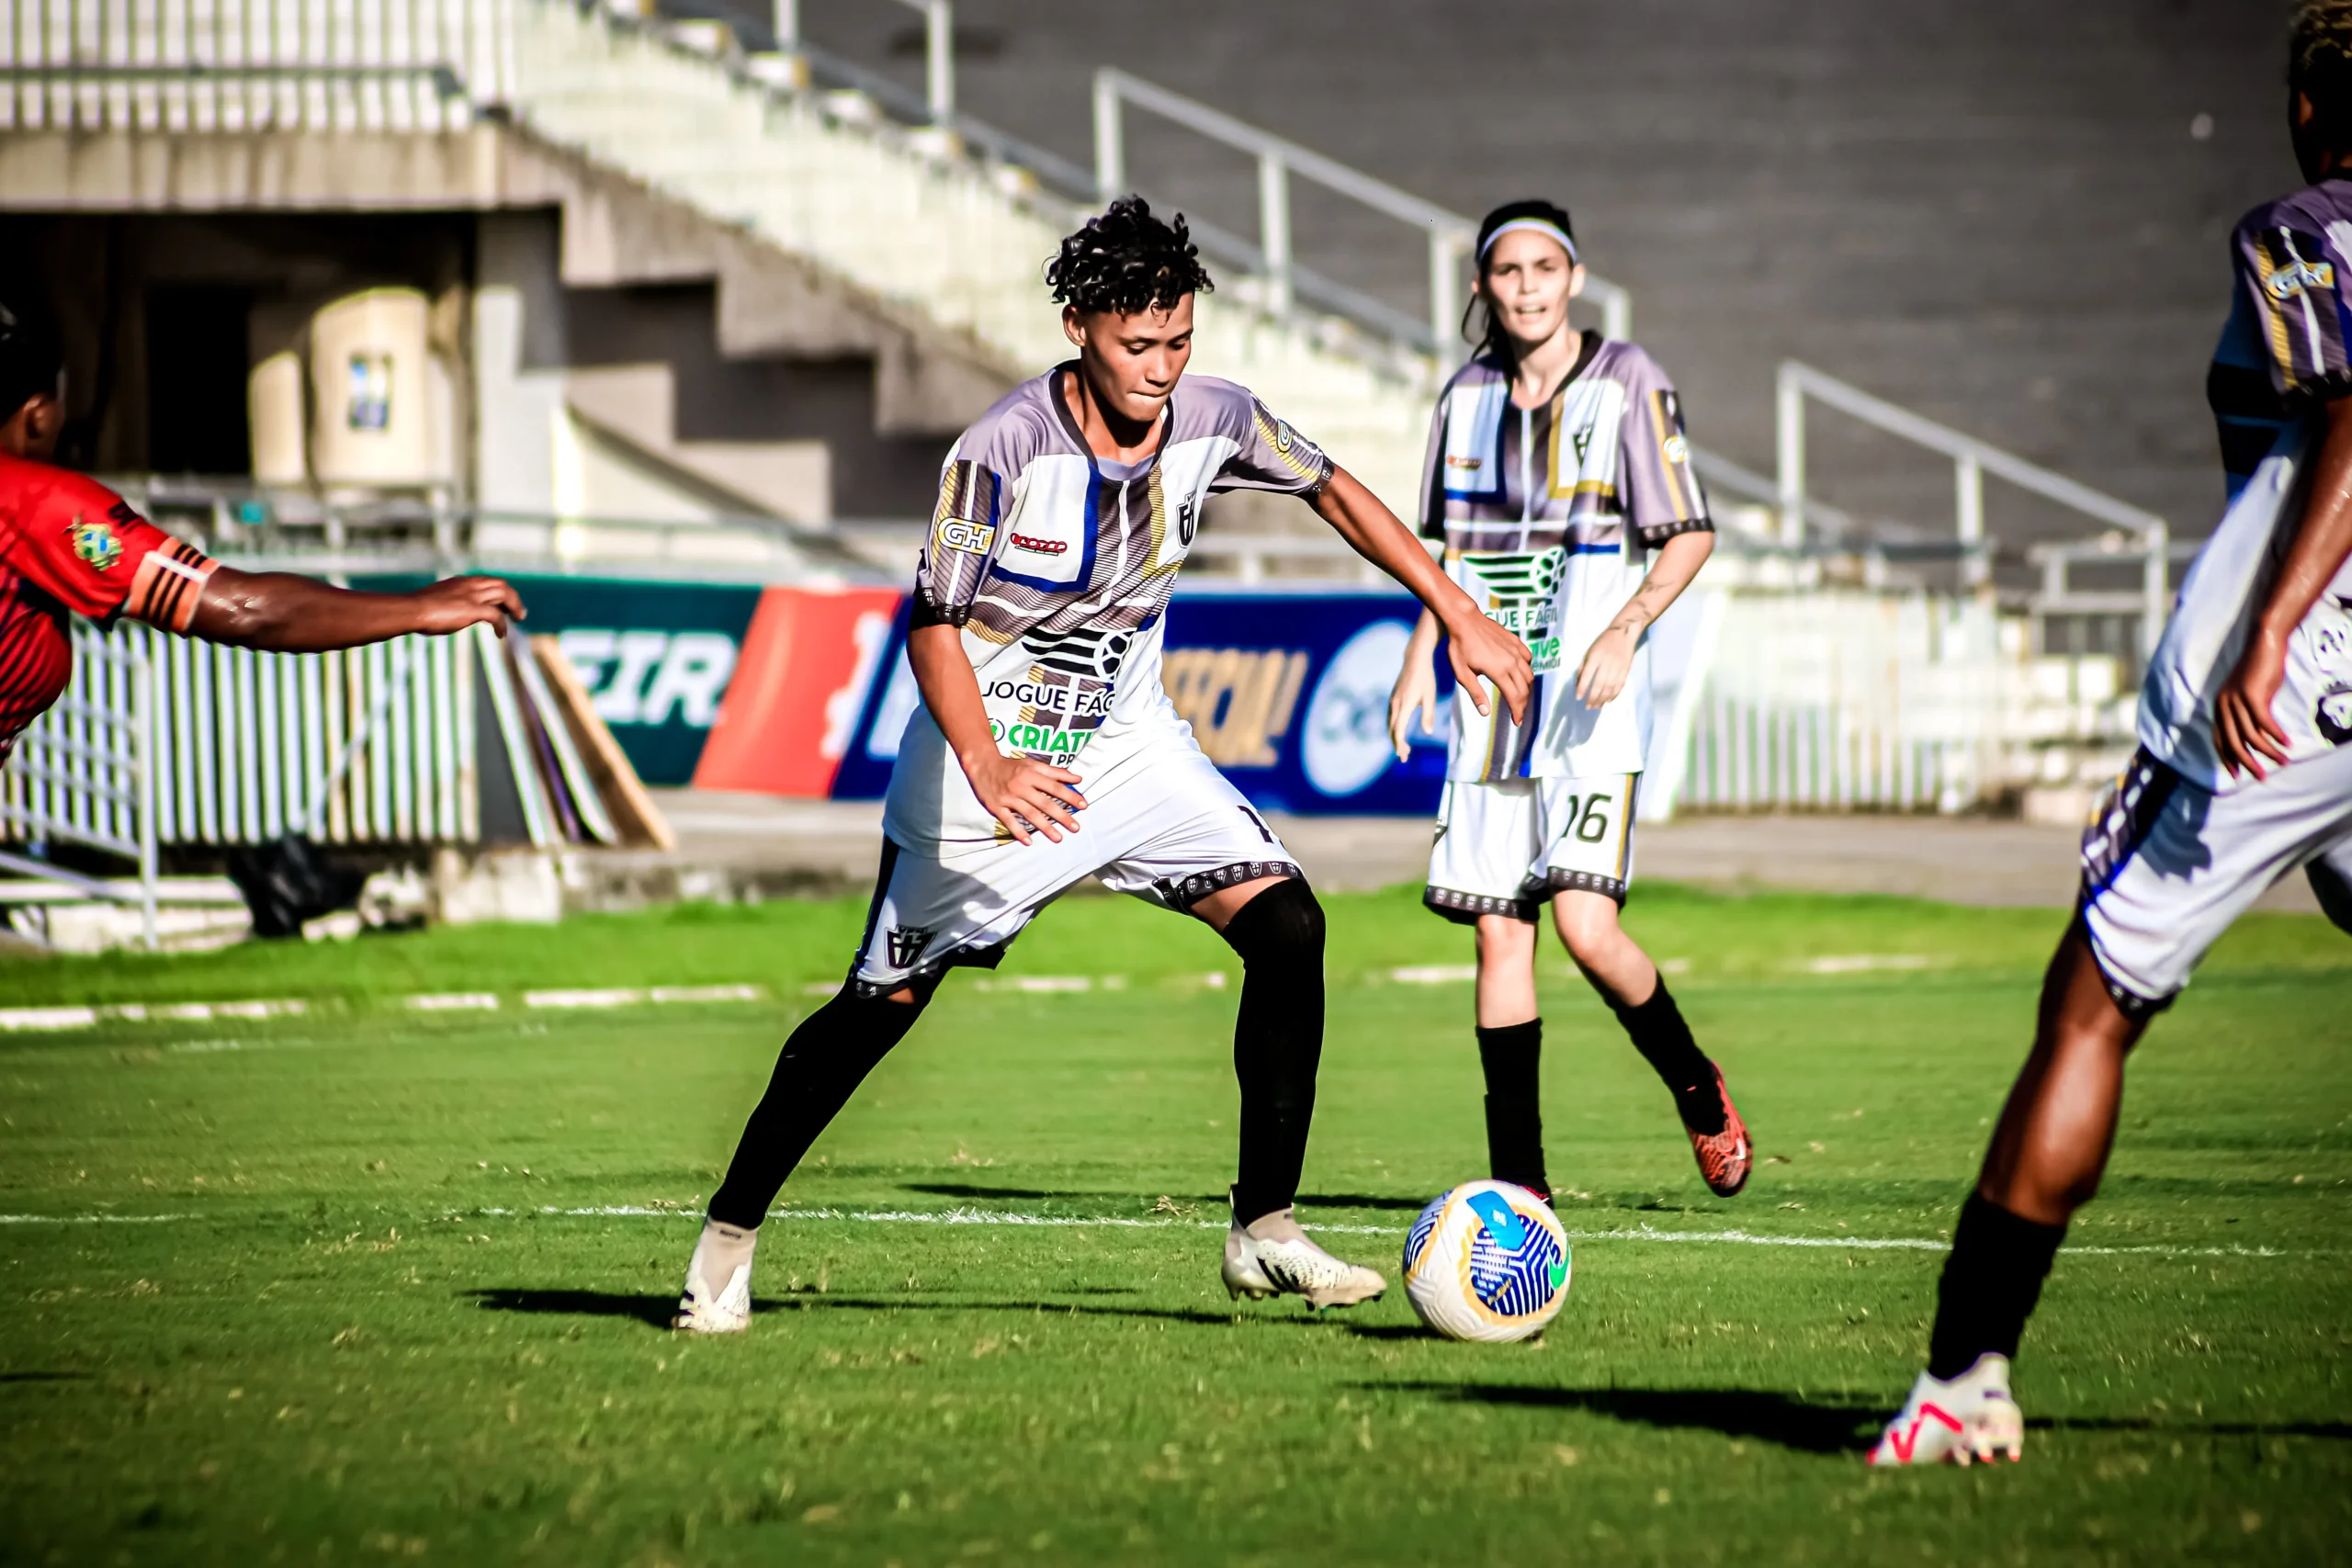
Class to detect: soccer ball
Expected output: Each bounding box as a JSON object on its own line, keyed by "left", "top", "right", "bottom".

{"left": 1402, "top": 1180, "right": 1571, "bottom": 1343}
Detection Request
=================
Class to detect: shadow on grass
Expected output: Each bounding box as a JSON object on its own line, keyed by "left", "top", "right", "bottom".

{"left": 464, "top": 1288, "right": 676, "bottom": 1328}
{"left": 900, "top": 1179, "right": 1428, "bottom": 1213}
{"left": 1373, "top": 1382, "right": 1881, "bottom": 1454}
{"left": 0, "top": 1371, "right": 91, "bottom": 1384}
{"left": 1372, "top": 1382, "right": 2352, "bottom": 1453}
{"left": 460, "top": 1287, "right": 1336, "bottom": 1333}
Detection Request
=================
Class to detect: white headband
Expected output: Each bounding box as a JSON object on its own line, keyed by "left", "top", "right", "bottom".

{"left": 1478, "top": 217, "right": 1578, "bottom": 265}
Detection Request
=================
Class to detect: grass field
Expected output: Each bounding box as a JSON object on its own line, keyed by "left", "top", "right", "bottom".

{"left": 0, "top": 881, "right": 2346, "bottom": 1566}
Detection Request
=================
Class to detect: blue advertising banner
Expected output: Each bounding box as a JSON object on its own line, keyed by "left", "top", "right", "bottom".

{"left": 832, "top": 585, "right": 1455, "bottom": 815}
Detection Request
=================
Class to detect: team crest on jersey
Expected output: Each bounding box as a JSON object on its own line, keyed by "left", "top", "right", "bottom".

{"left": 884, "top": 927, "right": 934, "bottom": 969}
{"left": 2317, "top": 682, "right": 2352, "bottom": 748}
{"left": 68, "top": 514, "right": 122, "bottom": 572}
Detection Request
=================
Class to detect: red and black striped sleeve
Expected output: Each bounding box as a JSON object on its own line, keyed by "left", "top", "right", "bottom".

{"left": 0, "top": 467, "right": 218, "bottom": 632}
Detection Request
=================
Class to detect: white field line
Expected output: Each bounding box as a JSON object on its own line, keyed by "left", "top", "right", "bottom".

{"left": 0, "top": 987, "right": 772, "bottom": 1034}
{"left": 1389, "top": 964, "right": 1478, "bottom": 984}
{"left": 1803, "top": 954, "right": 1945, "bottom": 975}
{"left": 0, "top": 1205, "right": 2290, "bottom": 1259}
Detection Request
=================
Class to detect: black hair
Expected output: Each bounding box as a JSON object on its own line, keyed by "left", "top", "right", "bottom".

{"left": 0, "top": 292, "right": 63, "bottom": 421}
{"left": 1463, "top": 198, "right": 1579, "bottom": 363}
{"left": 2296, "top": 3, "right": 2352, "bottom": 155}
{"left": 1046, "top": 196, "right": 1214, "bottom": 316}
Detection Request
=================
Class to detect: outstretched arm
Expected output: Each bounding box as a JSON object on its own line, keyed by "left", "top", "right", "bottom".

{"left": 2213, "top": 396, "right": 2352, "bottom": 780}
{"left": 1574, "top": 530, "right": 1714, "bottom": 707}
{"left": 1310, "top": 466, "right": 1532, "bottom": 724}
{"left": 180, "top": 568, "right": 523, "bottom": 652}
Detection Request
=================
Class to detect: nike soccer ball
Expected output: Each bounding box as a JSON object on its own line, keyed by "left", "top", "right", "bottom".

{"left": 1402, "top": 1179, "right": 1571, "bottom": 1343}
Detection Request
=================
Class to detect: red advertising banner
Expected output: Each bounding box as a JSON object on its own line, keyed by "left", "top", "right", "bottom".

{"left": 690, "top": 584, "right": 905, "bottom": 796}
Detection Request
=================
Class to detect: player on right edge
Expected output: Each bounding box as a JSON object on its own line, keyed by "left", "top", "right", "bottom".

{"left": 1871, "top": 1, "right": 2352, "bottom": 1466}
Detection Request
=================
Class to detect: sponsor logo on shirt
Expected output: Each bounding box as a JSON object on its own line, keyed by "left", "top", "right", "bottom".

{"left": 884, "top": 927, "right": 934, "bottom": 969}
{"left": 933, "top": 517, "right": 996, "bottom": 556}
{"left": 987, "top": 717, "right": 1097, "bottom": 763}
{"left": 1444, "top": 454, "right": 1485, "bottom": 470}
{"left": 1009, "top": 532, "right": 1068, "bottom": 557}
{"left": 2266, "top": 258, "right": 2336, "bottom": 301}
{"left": 982, "top": 679, "right": 1111, "bottom": 716}
{"left": 68, "top": 514, "right": 122, "bottom": 573}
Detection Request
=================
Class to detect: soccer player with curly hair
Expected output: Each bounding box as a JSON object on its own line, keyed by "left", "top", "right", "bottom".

{"left": 1871, "top": 2, "right": 2352, "bottom": 1466}
{"left": 673, "top": 197, "right": 1534, "bottom": 1329}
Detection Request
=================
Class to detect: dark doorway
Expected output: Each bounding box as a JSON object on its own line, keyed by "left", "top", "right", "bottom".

{"left": 144, "top": 287, "right": 254, "bottom": 475}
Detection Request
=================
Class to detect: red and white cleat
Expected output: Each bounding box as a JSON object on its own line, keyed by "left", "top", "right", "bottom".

{"left": 1869, "top": 1353, "right": 2025, "bottom": 1466}
{"left": 1686, "top": 1062, "right": 1752, "bottom": 1197}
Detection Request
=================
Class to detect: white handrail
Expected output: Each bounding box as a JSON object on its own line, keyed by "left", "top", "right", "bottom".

{"left": 1091, "top": 67, "right": 1632, "bottom": 352}
{"left": 775, "top": 0, "right": 951, "bottom": 124}
{"left": 1776, "top": 360, "right": 2170, "bottom": 657}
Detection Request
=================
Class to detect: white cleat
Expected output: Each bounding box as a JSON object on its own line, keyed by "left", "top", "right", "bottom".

{"left": 671, "top": 1224, "right": 755, "bottom": 1334}
{"left": 1869, "top": 1353, "right": 2025, "bottom": 1466}
{"left": 1220, "top": 1202, "right": 1386, "bottom": 1313}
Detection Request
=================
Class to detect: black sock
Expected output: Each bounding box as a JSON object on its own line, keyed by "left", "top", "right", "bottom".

{"left": 1927, "top": 1191, "right": 2067, "bottom": 1379}
{"left": 707, "top": 987, "right": 930, "bottom": 1229}
{"left": 1606, "top": 976, "right": 1721, "bottom": 1134}
{"left": 1476, "top": 1020, "right": 1547, "bottom": 1194}
{"left": 1220, "top": 880, "right": 1325, "bottom": 1225}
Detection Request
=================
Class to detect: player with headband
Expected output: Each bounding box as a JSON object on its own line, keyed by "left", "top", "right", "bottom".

{"left": 1389, "top": 198, "right": 1754, "bottom": 1206}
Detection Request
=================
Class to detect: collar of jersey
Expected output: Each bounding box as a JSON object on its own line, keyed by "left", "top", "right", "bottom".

{"left": 1052, "top": 361, "right": 1171, "bottom": 477}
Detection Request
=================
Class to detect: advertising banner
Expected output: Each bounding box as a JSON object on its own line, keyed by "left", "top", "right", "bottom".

{"left": 366, "top": 572, "right": 1712, "bottom": 814}
{"left": 834, "top": 586, "right": 1453, "bottom": 815}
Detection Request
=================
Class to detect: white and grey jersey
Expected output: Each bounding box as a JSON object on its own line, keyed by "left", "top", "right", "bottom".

{"left": 888, "top": 366, "right": 1331, "bottom": 852}
{"left": 1418, "top": 338, "right": 1710, "bottom": 780}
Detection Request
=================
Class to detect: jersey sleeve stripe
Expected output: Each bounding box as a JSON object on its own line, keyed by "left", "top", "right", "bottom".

{"left": 124, "top": 538, "right": 218, "bottom": 633}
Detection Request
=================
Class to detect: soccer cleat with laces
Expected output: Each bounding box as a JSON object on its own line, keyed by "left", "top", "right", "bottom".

{"left": 1685, "top": 1062, "right": 1752, "bottom": 1197}
{"left": 1220, "top": 1198, "right": 1387, "bottom": 1312}
{"left": 1869, "top": 1353, "right": 2025, "bottom": 1466}
{"left": 670, "top": 1224, "right": 755, "bottom": 1334}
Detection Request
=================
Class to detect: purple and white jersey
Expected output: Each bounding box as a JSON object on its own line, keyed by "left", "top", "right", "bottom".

{"left": 888, "top": 366, "right": 1331, "bottom": 850}
{"left": 2141, "top": 181, "right": 2352, "bottom": 788}
{"left": 1418, "top": 338, "right": 1710, "bottom": 780}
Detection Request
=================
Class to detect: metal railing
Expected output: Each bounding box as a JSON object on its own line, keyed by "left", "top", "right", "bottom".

{"left": 1091, "top": 68, "right": 1632, "bottom": 356}
{"left": 147, "top": 626, "right": 478, "bottom": 847}
{"left": 0, "top": 0, "right": 514, "bottom": 130}
{"left": 1776, "top": 361, "right": 2171, "bottom": 655}
{"left": 0, "top": 624, "right": 158, "bottom": 944}
{"left": 772, "top": 0, "right": 948, "bottom": 123}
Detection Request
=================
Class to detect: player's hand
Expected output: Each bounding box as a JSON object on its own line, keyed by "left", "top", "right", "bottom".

{"left": 2213, "top": 629, "right": 2292, "bottom": 781}
{"left": 1575, "top": 624, "right": 1638, "bottom": 708}
{"left": 412, "top": 575, "right": 526, "bottom": 637}
{"left": 961, "top": 750, "right": 1086, "bottom": 845}
{"left": 1388, "top": 651, "right": 1441, "bottom": 762}
{"left": 1442, "top": 613, "right": 1532, "bottom": 725}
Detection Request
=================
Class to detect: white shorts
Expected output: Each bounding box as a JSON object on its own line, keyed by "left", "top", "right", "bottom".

{"left": 2080, "top": 743, "right": 2352, "bottom": 1012}
{"left": 1424, "top": 774, "right": 1639, "bottom": 924}
{"left": 850, "top": 735, "right": 1300, "bottom": 997}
